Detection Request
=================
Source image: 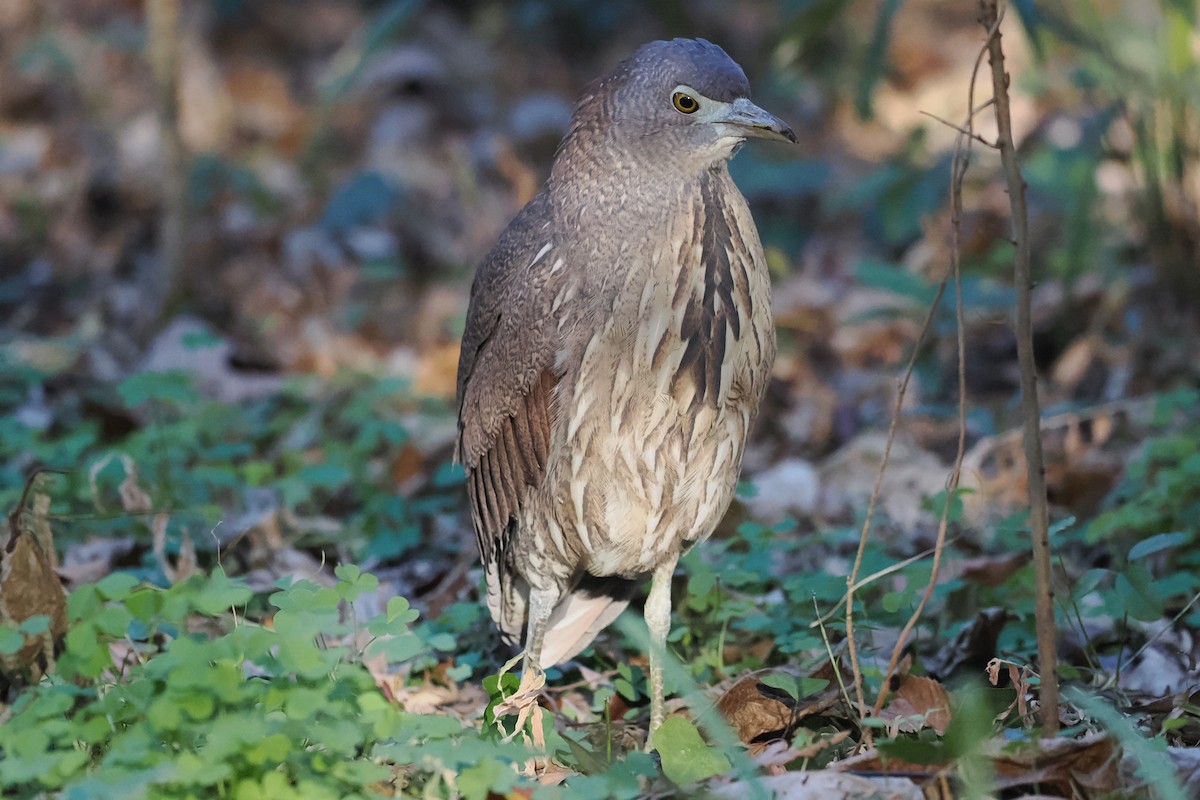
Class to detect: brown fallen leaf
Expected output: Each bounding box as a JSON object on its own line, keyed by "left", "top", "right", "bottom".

{"left": 879, "top": 674, "right": 952, "bottom": 735}
{"left": 414, "top": 341, "right": 460, "bottom": 399}
{"left": 990, "top": 732, "right": 1118, "bottom": 796}
{"left": 1, "top": 472, "right": 68, "bottom": 688}
{"left": 987, "top": 657, "right": 1038, "bottom": 728}
{"left": 717, "top": 672, "right": 792, "bottom": 742}
{"left": 833, "top": 733, "right": 1118, "bottom": 798}
{"left": 389, "top": 441, "right": 426, "bottom": 493}
{"left": 950, "top": 554, "right": 1029, "bottom": 588}
{"left": 831, "top": 746, "right": 945, "bottom": 778}
{"left": 960, "top": 400, "right": 1139, "bottom": 526}
{"left": 716, "top": 666, "right": 841, "bottom": 744}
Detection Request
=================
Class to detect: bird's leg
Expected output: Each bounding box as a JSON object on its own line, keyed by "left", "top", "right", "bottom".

{"left": 492, "top": 586, "right": 558, "bottom": 752}
{"left": 645, "top": 556, "right": 678, "bottom": 745}
{"left": 523, "top": 585, "right": 557, "bottom": 676}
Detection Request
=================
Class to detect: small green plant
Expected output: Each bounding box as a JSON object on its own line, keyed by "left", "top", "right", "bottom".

{"left": 0, "top": 360, "right": 457, "bottom": 566}
{"left": 0, "top": 568, "right": 530, "bottom": 799}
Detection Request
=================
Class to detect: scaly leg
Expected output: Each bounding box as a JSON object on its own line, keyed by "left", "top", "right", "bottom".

{"left": 492, "top": 586, "right": 559, "bottom": 750}
{"left": 523, "top": 585, "right": 558, "bottom": 676}
{"left": 644, "top": 556, "right": 678, "bottom": 744}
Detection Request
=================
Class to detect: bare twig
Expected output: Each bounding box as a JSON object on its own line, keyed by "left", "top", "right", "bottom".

{"left": 978, "top": 0, "right": 1060, "bottom": 735}
{"left": 918, "top": 106, "right": 999, "bottom": 149}
{"left": 871, "top": 26, "right": 995, "bottom": 716}
{"left": 1117, "top": 587, "right": 1200, "bottom": 683}
{"left": 145, "top": 0, "right": 187, "bottom": 328}
{"left": 842, "top": 282, "right": 946, "bottom": 746}
{"left": 843, "top": 16, "right": 1004, "bottom": 731}
{"left": 813, "top": 540, "right": 953, "bottom": 628}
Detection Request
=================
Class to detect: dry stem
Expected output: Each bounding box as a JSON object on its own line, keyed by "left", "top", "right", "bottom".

{"left": 978, "top": 0, "right": 1060, "bottom": 735}
{"left": 145, "top": 0, "right": 187, "bottom": 328}
{"left": 871, "top": 48, "right": 995, "bottom": 718}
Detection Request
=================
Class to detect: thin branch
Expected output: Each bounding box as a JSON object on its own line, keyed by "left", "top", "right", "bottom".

{"left": 1117, "top": 587, "right": 1200, "bottom": 682}
{"left": 145, "top": 0, "right": 188, "bottom": 328}
{"left": 978, "top": 0, "right": 1060, "bottom": 735}
{"left": 812, "top": 541, "right": 953, "bottom": 628}
{"left": 918, "top": 105, "right": 999, "bottom": 149}
{"left": 870, "top": 27, "right": 992, "bottom": 716}
{"left": 842, "top": 276, "right": 948, "bottom": 746}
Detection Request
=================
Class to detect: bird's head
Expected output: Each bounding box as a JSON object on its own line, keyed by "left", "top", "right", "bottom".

{"left": 571, "top": 38, "right": 795, "bottom": 169}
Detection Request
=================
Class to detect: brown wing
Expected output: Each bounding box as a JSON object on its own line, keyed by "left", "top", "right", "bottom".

{"left": 456, "top": 191, "right": 565, "bottom": 630}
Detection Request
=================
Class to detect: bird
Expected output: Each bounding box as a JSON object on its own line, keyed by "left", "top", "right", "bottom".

{"left": 455, "top": 38, "right": 795, "bottom": 738}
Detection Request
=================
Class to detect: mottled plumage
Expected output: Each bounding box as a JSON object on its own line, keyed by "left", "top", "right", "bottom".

{"left": 455, "top": 38, "right": 794, "bottom": 737}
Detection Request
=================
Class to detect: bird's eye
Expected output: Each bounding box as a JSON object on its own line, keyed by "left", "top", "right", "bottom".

{"left": 672, "top": 92, "right": 699, "bottom": 114}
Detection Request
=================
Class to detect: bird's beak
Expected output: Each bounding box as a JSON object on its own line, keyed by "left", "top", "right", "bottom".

{"left": 719, "top": 97, "right": 797, "bottom": 144}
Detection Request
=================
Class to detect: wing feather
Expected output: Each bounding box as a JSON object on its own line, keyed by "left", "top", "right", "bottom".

{"left": 456, "top": 192, "right": 565, "bottom": 634}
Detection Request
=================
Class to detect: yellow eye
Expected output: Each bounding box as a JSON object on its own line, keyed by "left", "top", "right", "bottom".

{"left": 672, "top": 92, "right": 699, "bottom": 114}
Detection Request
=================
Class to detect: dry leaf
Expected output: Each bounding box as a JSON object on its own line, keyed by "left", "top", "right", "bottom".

{"left": 987, "top": 657, "right": 1038, "bottom": 727}
{"left": 225, "top": 61, "right": 308, "bottom": 150}
{"left": 151, "top": 513, "right": 195, "bottom": 584}
{"left": 717, "top": 667, "right": 841, "bottom": 743}
{"left": 492, "top": 655, "right": 547, "bottom": 755}
{"left": 948, "top": 554, "right": 1028, "bottom": 588}
{"left": 1051, "top": 334, "right": 1100, "bottom": 392}
{"left": 961, "top": 400, "right": 1139, "bottom": 525}
{"left": 717, "top": 672, "right": 793, "bottom": 743}
{"left": 832, "top": 747, "right": 945, "bottom": 777}
{"left": 990, "top": 733, "right": 1119, "bottom": 796}
{"left": 879, "top": 674, "right": 952, "bottom": 735}
{"left": 1, "top": 473, "right": 68, "bottom": 685}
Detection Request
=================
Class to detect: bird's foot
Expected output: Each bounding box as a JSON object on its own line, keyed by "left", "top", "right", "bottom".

{"left": 492, "top": 665, "right": 548, "bottom": 753}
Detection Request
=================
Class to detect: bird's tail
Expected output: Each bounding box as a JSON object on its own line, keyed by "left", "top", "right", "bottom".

{"left": 538, "top": 576, "right": 637, "bottom": 667}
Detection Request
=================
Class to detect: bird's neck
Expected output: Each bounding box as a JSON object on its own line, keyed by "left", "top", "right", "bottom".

{"left": 549, "top": 130, "right": 733, "bottom": 226}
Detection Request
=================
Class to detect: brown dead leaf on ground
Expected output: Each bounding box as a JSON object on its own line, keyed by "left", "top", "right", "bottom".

{"left": 225, "top": 60, "right": 310, "bottom": 152}
{"left": 879, "top": 674, "right": 952, "bottom": 735}
{"left": 1, "top": 473, "right": 68, "bottom": 687}
{"left": 832, "top": 731, "right": 1118, "bottom": 798}
{"left": 960, "top": 399, "right": 1148, "bottom": 527}
{"left": 988, "top": 658, "right": 1039, "bottom": 728}
{"left": 829, "top": 285, "right": 923, "bottom": 369}
{"left": 717, "top": 673, "right": 793, "bottom": 742}
{"left": 1128, "top": 688, "right": 1200, "bottom": 744}
{"left": 716, "top": 666, "right": 842, "bottom": 744}
{"left": 91, "top": 452, "right": 199, "bottom": 584}
{"left": 372, "top": 666, "right": 488, "bottom": 721}
{"left": 831, "top": 746, "right": 945, "bottom": 780}
{"left": 389, "top": 441, "right": 426, "bottom": 490}
{"left": 991, "top": 733, "right": 1119, "bottom": 797}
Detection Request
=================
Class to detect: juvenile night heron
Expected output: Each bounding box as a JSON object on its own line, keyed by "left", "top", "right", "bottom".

{"left": 456, "top": 38, "right": 794, "bottom": 736}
